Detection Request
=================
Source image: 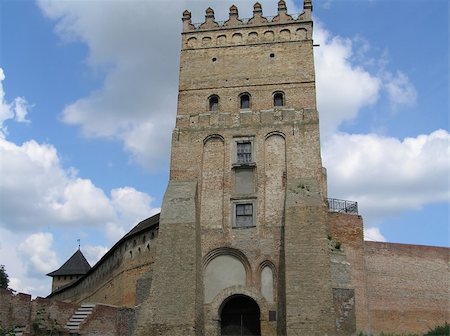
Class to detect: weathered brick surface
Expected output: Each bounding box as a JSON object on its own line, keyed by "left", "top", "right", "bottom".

{"left": 0, "top": 289, "right": 78, "bottom": 334}
{"left": 79, "top": 305, "right": 136, "bottom": 336}
{"left": 364, "top": 242, "right": 449, "bottom": 335}
{"left": 50, "top": 227, "right": 158, "bottom": 307}
{"left": 328, "top": 213, "right": 371, "bottom": 332}
{"left": 0, "top": 289, "right": 31, "bottom": 329}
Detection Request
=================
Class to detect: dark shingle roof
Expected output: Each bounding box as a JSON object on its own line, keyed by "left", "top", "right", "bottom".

{"left": 47, "top": 249, "right": 91, "bottom": 277}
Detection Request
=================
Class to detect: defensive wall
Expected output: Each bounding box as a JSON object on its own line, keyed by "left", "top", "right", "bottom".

{"left": 0, "top": 289, "right": 135, "bottom": 335}
{"left": 328, "top": 212, "right": 450, "bottom": 335}
{"left": 48, "top": 214, "right": 159, "bottom": 307}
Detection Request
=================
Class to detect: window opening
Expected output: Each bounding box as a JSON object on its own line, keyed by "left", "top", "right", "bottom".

{"left": 235, "top": 203, "right": 253, "bottom": 228}
{"left": 237, "top": 142, "right": 252, "bottom": 164}
{"left": 240, "top": 93, "right": 250, "bottom": 109}
{"left": 274, "top": 92, "right": 284, "bottom": 107}
{"left": 209, "top": 95, "right": 219, "bottom": 111}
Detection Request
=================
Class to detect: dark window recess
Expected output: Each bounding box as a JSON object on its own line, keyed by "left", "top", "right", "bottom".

{"left": 274, "top": 92, "right": 284, "bottom": 107}
{"left": 240, "top": 94, "right": 250, "bottom": 109}
{"left": 209, "top": 95, "right": 219, "bottom": 111}
{"left": 237, "top": 142, "right": 252, "bottom": 163}
{"left": 236, "top": 203, "right": 253, "bottom": 227}
{"left": 269, "top": 310, "right": 277, "bottom": 321}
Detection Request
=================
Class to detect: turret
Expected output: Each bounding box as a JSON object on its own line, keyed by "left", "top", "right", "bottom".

{"left": 47, "top": 249, "right": 91, "bottom": 292}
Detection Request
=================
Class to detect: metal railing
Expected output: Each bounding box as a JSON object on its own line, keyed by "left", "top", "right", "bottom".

{"left": 327, "top": 198, "right": 358, "bottom": 215}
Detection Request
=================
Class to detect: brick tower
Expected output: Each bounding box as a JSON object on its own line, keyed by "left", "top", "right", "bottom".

{"left": 135, "top": 1, "right": 337, "bottom": 335}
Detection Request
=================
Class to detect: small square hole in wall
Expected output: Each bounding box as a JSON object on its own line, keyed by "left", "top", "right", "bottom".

{"left": 269, "top": 310, "right": 277, "bottom": 321}
{"left": 270, "top": 53, "right": 275, "bottom": 58}
{"left": 212, "top": 57, "right": 217, "bottom": 62}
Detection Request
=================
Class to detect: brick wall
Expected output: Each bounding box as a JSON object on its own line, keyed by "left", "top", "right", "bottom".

{"left": 364, "top": 242, "right": 449, "bottom": 335}
{"left": 0, "top": 289, "right": 31, "bottom": 329}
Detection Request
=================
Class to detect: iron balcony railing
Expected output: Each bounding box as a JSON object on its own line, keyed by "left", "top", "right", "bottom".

{"left": 327, "top": 198, "right": 358, "bottom": 215}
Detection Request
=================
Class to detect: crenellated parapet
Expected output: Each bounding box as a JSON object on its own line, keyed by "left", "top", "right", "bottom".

{"left": 182, "top": 1, "right": 313, "bottom": 49}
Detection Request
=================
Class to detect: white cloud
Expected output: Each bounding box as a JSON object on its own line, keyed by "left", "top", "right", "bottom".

{"left": 18, "top": 232, "right": 59, "bottom": 276}
{"left": 0, "top": 228, "right": 53, "bottom": 296}
{"left": 0, "top": 69, "right": 29, "bottom": 137}
{"left": 364, "top": 227, "right": 387, "bottom": 242}
{"left": 313, "top": 23, "right": 417, "bottom": 138}
{"left": 314, "top": 23, "right": 381, "bottom": 138}
{"left": 83, "top": 245, "right": 108, "bottom": 266}
{"left": 0, "top": 137, "right": 159, "bottom": 233}
{"left": 323, "top": 130, "right": 450, "bottom": 224}
{"left": 36, "top": 0, "right": 299, "bottom": 170}
{"left": 383, "top": 71, "right": 417, "bottom": 108}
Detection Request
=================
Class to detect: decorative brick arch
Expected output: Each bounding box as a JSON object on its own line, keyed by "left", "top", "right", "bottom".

{"left": 209, "top": 285, "right": 270, "bottom": 323}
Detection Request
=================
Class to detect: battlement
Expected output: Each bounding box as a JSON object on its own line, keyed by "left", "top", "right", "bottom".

{"left": 182, "top": 0, "right": 312, "bottom": 34}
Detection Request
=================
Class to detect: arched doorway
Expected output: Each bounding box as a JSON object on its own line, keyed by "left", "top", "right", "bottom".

{"left": 220, "top": 295, "right": 261, "bottom": 336}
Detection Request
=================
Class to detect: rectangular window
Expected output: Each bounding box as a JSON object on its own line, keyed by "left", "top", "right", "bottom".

{"left": 235, "top": 203, "right": 253, "bottom": 228}
{"left": 237, "top": 142, "right": 252, "bottom": 164}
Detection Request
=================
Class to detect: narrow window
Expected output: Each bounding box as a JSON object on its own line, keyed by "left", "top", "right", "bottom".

{"left": 237, "top": 141, "right": 252, "bottom": 164}
{"left": 209, "top": 95, "right": 219, "bottom": 111}
{"left": 240, "top": 93, "right": 250, "bottom": 109}
{"left": 235, "top": 203, "right": 253, "bottom": 227}
{"left": 274, "top": 92, "right": 284, "bottom": 107}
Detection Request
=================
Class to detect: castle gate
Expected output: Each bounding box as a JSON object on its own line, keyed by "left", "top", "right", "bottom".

{"left": 220, "top": 295, "right": 261, "bottom": 336}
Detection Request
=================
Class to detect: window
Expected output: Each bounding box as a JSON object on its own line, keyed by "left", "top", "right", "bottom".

{"left": 235, "top": 203, "right": 254, "bottom": 228}
{"left": 237, "top": 141, "right": 252, "bottom": 164}
{"left": 273, "top": 92, "right": 284, "bottom": 107}
{"left": 209, "top": 95, "right": 219, "bottom": 111}
{"left": 240, "top": 93, "right": 251, "bottom": 109}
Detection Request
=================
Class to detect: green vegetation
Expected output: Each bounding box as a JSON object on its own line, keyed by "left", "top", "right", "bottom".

{"left": 0, "top": 265, "right": 9, "bottom": 289}
{"left": 424, "top": 322, "right": 449, "bottom": 336}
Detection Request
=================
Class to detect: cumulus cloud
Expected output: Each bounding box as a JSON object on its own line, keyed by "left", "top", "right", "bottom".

{"left": 0, "top": 228, "right": 54, "bottom": 296}
{"left": 314, "top": 24, "right": 381, "bottom": 138}
{"left": 83, "top": 245, "right": 109, "bottom": 266}
{"left": 18, "top": 232, "right": 59, "bottom": 276}
{"left": 0, "top": 137, "right": 160, "bottom": 234}
{"left": 364, "top": 227, "right": 387, "bottom": 242}
{"left": 0, "top": 69, "right": 29, "bottom": 137}
{"left": 36, "top": 0, "right": 298, "bottom": 170}
{"left": 383, "top": 71, "right": 417, "bottom": 108}
{"left": 323, "top": 130, "right": 450, "bottom": 224}
{"left": 313, "top": 23, "right": 417, "bottom": 138}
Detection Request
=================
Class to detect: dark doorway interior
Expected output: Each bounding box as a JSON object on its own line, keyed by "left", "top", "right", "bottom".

{"left": 221, "top": 295, "right": 261, "bottom": 336}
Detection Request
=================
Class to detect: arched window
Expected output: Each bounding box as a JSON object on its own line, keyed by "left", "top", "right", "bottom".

{"left": 240, "top": 93, "right": 251, "bottom": 109}
{"left": 273, "top": 92, "right": 284, "bottom": 107}
{"left": 209, "top": 95, "right": 219, "bottom": 111}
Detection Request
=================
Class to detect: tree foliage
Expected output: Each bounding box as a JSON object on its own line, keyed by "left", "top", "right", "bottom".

{"left": 0, "top": 264, "right": 9, "bottom": 289}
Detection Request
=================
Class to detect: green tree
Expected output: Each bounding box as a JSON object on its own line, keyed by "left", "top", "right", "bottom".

{"left": 0, "top": 264, "right": 9, "bottom": 289}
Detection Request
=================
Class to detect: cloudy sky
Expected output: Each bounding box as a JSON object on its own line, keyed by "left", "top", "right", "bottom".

{"left": 0, "top": 0, "right": 448, "bottom": 297}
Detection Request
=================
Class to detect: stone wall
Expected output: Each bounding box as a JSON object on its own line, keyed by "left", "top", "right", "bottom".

{"left": 49, "top": 224, "right": 158, "bottom": 307}
{"left": 364, "top": 242, "right": 449, "bottom": 335}
{"left": 0, "top": 289, "right": 78, "bottom": 334}
{"left": 0, "top": 289, "right": 135, "bottom": 335}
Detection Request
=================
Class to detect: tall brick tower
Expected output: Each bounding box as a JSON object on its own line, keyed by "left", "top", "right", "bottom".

{"left": 135, "top": 1, "right": 337, "bottom": 335}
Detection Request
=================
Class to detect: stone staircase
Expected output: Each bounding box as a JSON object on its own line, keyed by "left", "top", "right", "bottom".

{"left": 64, "top": 303, "right": 96, "bottom": 333}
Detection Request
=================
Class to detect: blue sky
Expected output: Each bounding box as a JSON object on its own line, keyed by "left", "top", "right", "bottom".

{"left": 0, "top": 0, "right": 448, "bottom": 297}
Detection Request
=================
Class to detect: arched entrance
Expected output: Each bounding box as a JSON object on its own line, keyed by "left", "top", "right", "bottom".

{"left": 220, "top": 295, "right": 261, "bottom": 336}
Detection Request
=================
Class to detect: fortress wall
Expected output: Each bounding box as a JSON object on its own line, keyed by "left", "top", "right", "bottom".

{"left": 0, "top": 289, "right": 32, "bottom": 329}
{"left": 50, "top": 228, "right": 158, "bottom": 307}
{"left": 364, "top": 242, "right": 450, "bottom": 335}
{"left": 328, "top": 212, "right": 371, "bottom": 332}
{"left": 0, "top": 289, "right": 78, "bottom": 333}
